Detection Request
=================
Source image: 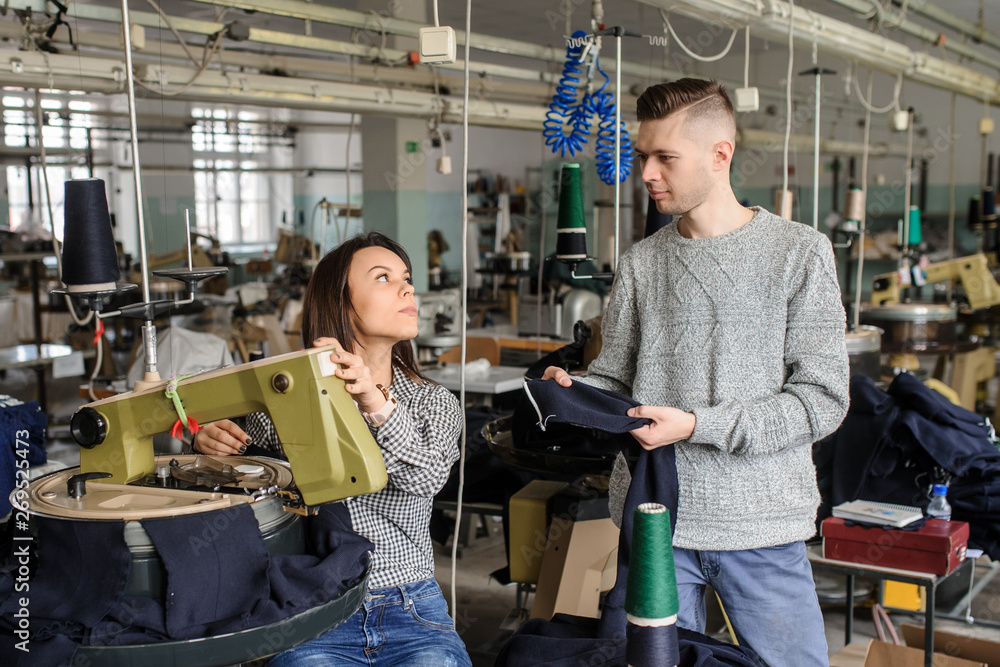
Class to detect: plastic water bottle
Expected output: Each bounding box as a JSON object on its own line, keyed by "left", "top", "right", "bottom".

{"left": 926, "top": 484, "right": 951, "bottom": 521}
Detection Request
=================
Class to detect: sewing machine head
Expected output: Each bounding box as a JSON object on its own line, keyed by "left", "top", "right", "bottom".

{"left": 69, "top": 345, "right": 387, "bottom": 507}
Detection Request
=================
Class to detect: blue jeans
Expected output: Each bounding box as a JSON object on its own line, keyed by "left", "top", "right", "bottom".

{"left": 267, "top": 578, "right": 472, "bottom": 667}
{"left": 673, "top": 542, "right": 828, "bottom": 667}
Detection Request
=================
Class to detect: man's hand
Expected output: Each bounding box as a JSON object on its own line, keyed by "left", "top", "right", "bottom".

{"left": 627, "top": 405, "right": 696, "bottom": 450}
{"left": 540, "top": 366, "right": 573, "bottom": 387}
{"left": 542, "top": 366, "right": 573, "bottom": 387}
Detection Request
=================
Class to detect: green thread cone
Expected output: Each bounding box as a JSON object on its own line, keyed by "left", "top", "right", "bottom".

{"left": 556, "top": 164, "right": 588, "bottom": 259}
{"left": 625, "top": 503, "right": 679, "bottom": 620}
{"left": 908, "top": 206, "right": 922, "bottom": 245}
{"left": 557, "top": 163, "right": 586, "bottom": 231}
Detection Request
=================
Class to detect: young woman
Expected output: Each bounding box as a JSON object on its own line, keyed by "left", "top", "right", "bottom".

{"left": 193, "top": 232, "right": 471, "bottom": 667}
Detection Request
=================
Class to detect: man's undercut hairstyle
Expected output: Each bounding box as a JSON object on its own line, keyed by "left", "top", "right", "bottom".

{"left": 636, "top": 78, "right": 735, "bottom": 140}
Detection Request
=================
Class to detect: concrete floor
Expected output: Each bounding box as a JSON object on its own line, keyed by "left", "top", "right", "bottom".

{"left": 4, "top": 365, "right": 999, "bottom": 666}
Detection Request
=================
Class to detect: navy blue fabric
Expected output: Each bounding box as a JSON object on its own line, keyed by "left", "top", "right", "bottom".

{"left": 0, "top": 517, "right": 129, "bottom": 666}
{"left": 0, "top": 502, "right": 373, "bottom": 666}
{"left": 597, "top": 443, "right": 679, "bottom": 639}
{"left": 510, "top": 380, "right": 645, "bottom": 465}
{"left": 496, "top": 614, "right": 764, "bottom": 666}
{"left": 0, "top": 400, "right": 47, "bottom": 517}
{"left": 498, "top": 382, "right": 756, "bottom": 665}
{"left": 831, "top": 373, "right": 1000, "bottom": 559}
{"left": 519, "top": 379, "right": 652, "bottom": 434}
{"left": 141, "top": 504, "right": 271, "bottom": 637}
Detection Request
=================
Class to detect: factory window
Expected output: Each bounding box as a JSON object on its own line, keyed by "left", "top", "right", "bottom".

{"left": 3, "top": 92, "right": 95, "bottom": 231}
{"left": 193, "top": 159, "right": 270, "bottom": 244}
{"left": 191, "top": 107, "right": 265, "bottom": 154}
{"left": 191, "top": 106, "right": 277, "bottom": 245}
{"left": 6, "top": 164, "right": 90, "bottom": 235}
{"left": 3, "top": 93, "right": 94, "bottom": 150}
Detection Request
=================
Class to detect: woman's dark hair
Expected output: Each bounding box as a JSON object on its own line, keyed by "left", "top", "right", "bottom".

{"left": 302, "top": 231, "right": 427, "bottom": 382}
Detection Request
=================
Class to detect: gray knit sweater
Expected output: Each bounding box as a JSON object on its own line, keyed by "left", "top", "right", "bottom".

{"left": 585, "top": 206, "right": 849, "bottom": 551}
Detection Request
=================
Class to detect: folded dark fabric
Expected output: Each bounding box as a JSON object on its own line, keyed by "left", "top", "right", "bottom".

{"left": 0, "top": 501, "right": 373, "bottom": 666}
{"left": 518, "top": 378, "right": 651, "bottom": 434}
{"left": 497, "top": 614, "right": 765, "bottom": 667}
{"left": 141, "top": 504, "right": 271, "bottom": 638}
{"left": 510, "top": 379, "right": 650, "bottom": 465}
{"left": 597, "top": 444, "right": 678, "bottom": 640}
{"left": 0, "top": 399, "right": 48, "bottom": 518}
{"left": 497, "top": 381, "right": 745, "bottom": 664}
{"left": 831, "top": 373, "right": 1000, "bottom": 559}
{"left": 0, "top": 518, "right": 129, "bottom": 667}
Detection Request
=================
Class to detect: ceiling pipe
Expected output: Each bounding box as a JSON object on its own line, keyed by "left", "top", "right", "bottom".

{"left": 638, "top": 0, "right": 1000, "bottom": 103}
{"left": 35, "top": 2, "right": 865, "bottom": 114}
{"left": 822, "top": 0, "right": 999, "bottom": 71}
{"left": 889, "top": 0, "right": 1000, "bottom": 55}
{"left": 184, "top": 0, "right": 1000, "bottom": 102}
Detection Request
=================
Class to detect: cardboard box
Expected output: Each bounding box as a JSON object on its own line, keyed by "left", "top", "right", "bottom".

{"left": 902, "top": 624, "right": 1000, "bottom": 667}
{"left": 863, "top": 640, "right": 984, "bottom": 667}
{"left": 530, "top": 516, "right": 619, "bottom": 620}
{"left": 508, "top": 480, "right": 568, "bottom": 584}
{"left": 822, "top": 517, "right": 969, "bottom": 575}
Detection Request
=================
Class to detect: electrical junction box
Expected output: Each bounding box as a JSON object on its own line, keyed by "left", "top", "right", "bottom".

{"left": 734, "top": 87, "right": 759, "bottom": 112}
{"left": 436, "top": 156, "right": 452, "bottom": 175}
{"left": 419, "top": 26, "right": 456, "bottom": 64}
{"left": 980, "top": 117, "right": 995, "bottom": 136}
{"left": 891, "top": 110, "right": 909, "bottom": 132}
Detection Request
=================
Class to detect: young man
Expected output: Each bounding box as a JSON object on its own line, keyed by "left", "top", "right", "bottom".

{"left": 543, "top": 78, "right": 849, "bottom": 666}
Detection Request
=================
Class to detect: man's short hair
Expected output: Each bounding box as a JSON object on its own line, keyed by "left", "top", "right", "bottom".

{"left": 636, "top": 79, "right": 735, "bottom": 137}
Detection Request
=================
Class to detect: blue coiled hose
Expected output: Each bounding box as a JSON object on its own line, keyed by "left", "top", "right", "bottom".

{"left": 543, "top": 33, "right": 632, "bottom": 184}
{"left": 588, "top": 60, "right": 633, "bottom": 186}
{"left": 543, "top": 31, "right": 591, "bottom": 158}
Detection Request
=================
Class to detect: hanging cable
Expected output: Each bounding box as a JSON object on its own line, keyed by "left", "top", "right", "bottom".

{"left": 133, "top": 29, "right": 225, "bottom": 97}
{"left": 309, "top": 198, "right": 324, "bottom": 263}
{"left": 432, "top": 0, "right": 440, "bottom": 28}
{"left": 853, "top": 70, "right": 903, "bottom": 114}
{"left": 853, "top": 70, "right": 874, "bottom": 331}
{"left": 782, "top": 0, "right": 795, "bottom": 196}
{"left": 948, "top": 92, "right": 956, "bottom": 266}
{"left": 144, "top": 0, "right": 199, "bottom": 67}
{"left": 744, "top": 25, "right": 751, "bottom": 89}
{"left": 450, "top": 0, "right": 472, "bottom": 624}
{"left": 660, "top": 9, "right": 738, "bottom": 63}
{"left": 340, "top": 113, "right": 356, "bottom": 248}
{"left": 543, "top": 31, "right": 593, "bottom": 158}
{"left": 588, "top": 56, "right": 634, "bottom": 186}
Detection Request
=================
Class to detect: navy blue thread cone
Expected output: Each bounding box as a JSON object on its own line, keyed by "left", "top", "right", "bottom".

{"left": 62, "top": 178, "right": 120, "bottom": 292}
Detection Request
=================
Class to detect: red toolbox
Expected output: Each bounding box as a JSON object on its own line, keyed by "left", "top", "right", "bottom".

{"left": 821, "top": 517, "right": 969, "bottom": 575}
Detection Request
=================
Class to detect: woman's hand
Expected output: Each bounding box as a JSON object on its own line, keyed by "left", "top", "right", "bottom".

{"left": 315, "top": 337, "right": 387, "bottom": 413}
{"left": 193, "top": 419, "right": 251, "bottom": 455}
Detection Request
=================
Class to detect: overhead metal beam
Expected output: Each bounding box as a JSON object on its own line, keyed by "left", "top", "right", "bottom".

{"left": 639, "top": 0, "right": 1000, "bottom": 103}
{"left": 0, "top": 48, "right": 550, "bottom": 130}
{"left": 822, "top": 0, "right": 999, "bottom": 71}
{"left": 738, "top": 127, "right": 908, "bottom": 157}
{"left": 890, "top": 0, "right": 1000, "bottom": 55}
{"left": 12, "top": 21, "right": 560, "bottom": 107}
{"left": 63, "top": 2, "right": 559, "bottom": 86}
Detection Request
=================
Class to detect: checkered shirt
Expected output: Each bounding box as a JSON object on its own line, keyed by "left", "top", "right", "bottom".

{"left": 245, "top": 365, "right": 462, "bottom": 590}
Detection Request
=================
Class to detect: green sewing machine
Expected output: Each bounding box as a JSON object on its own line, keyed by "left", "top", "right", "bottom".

{"left": 69, "top": 345, "right": 387, "bottom": 508}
